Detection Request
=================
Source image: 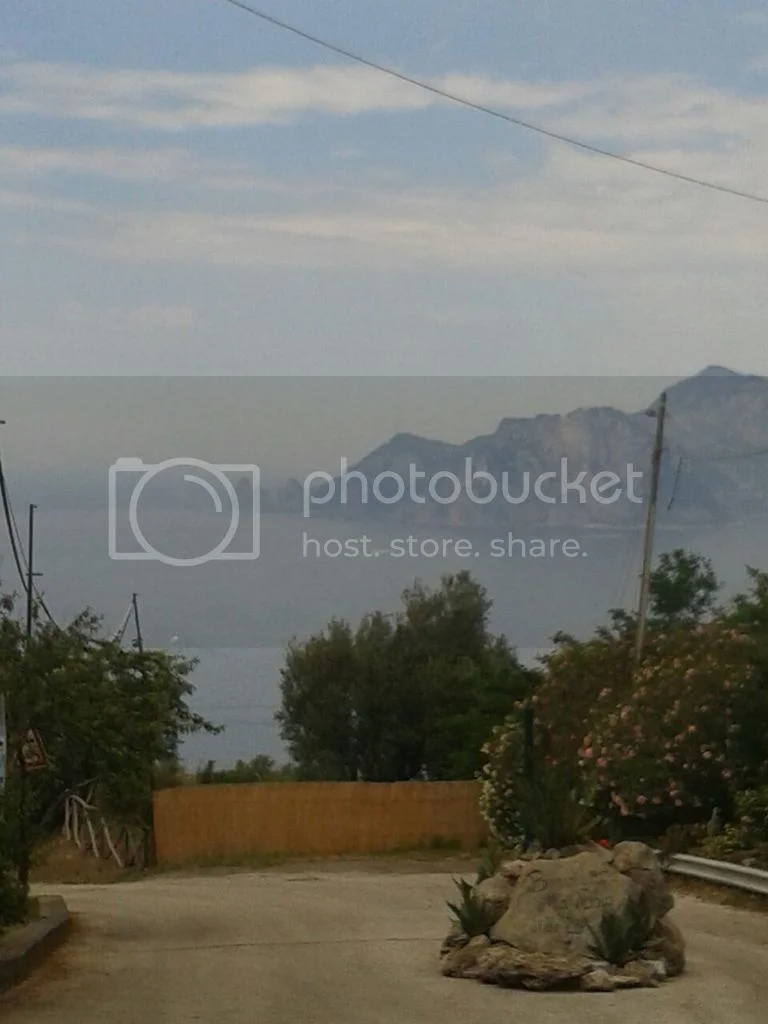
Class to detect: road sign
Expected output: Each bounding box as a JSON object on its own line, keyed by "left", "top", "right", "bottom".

{"left": 21, "top": 729, "right": 48, "bottom": 771}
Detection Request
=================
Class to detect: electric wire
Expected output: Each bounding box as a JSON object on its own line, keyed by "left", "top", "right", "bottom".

{"left": 219, "top": 0, "right": 768, "bottom": 206}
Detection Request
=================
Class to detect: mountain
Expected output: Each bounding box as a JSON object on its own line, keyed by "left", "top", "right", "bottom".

{"left": 278, "top": 368, "right": 768, "bottom": 527}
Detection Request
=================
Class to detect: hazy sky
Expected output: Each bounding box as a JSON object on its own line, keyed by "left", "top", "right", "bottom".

{"left": 2, "top": 2, "right": 768, "bottom": 378}
{"left": 0, "top": 376, "right": 676, "bottom": 474}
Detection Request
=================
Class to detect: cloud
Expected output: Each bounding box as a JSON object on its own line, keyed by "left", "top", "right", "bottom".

{"left": 0, "top": 60, "right": 600, "bottom": 131}
{"left": 3, "top": 61, "right": 767, "bottom": 282}
{"left": 21, "top": 137, "right": 765, "bottom": 278}
{"left": 0, "top": 144, "right": 291, "bottom": 193}
{"left": 58, "top": 301, "right": 200, "bottom": 332}
{"left": 0, "top": 187, "right": 94, "bottom": 213}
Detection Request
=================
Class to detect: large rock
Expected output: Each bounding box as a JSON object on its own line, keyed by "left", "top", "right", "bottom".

{"left": 472, "top": 875, "right": 514, "bottom": 927}
{"left": 611, "top": 841, "right": 674, "bottom": 918}
{"left": 490, "top": 852, "right": 643, "bottom": 958}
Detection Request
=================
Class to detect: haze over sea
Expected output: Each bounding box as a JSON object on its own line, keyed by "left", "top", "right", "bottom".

{"left": 11, "top": 505, "right": 764, "bottom": 769}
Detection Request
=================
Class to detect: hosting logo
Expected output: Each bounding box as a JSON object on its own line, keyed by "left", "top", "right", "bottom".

{"left": 108, "top": 457, "right": 260, "bottom": 567}
{"left": 302, "top": 457, "right": 644, "bottom": 518}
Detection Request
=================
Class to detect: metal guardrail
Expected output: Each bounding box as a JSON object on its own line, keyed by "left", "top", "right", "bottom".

{"left": 663, "top": 853, "right": 768, "bottom": 897}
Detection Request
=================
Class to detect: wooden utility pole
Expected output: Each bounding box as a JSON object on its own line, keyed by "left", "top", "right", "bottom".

{"left": 635, "top": 392, "right": 667, "bottom": 661}
{"left": 131, "top": 593, "right": 156, "bottom": 866}
{"left": 18, "top": 503, "right": 38, "bottom": 890}
{"left": 25, "top": 505, "right": 37, "bottom": 639}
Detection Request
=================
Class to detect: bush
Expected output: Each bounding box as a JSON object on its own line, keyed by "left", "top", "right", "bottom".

{"left": 578, "top": 621, "right": 766, "bottom": 823}
{"left": 479, "top": 712, "right": 602, "bottom": 849}
{"left": 0, "top": 869, "right": 27, "bottom": 929}
{"left": 735, "top": 787, "right": 768, "bottom": 843}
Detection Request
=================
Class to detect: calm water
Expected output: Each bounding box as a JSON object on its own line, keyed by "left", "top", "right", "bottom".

{"left": 4, "top": 508, "right": 765, "bottom": 767}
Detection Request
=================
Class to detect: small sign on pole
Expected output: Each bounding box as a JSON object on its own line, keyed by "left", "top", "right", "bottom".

{"left": 21, "top": 729, "right": 48, "bottom": 772}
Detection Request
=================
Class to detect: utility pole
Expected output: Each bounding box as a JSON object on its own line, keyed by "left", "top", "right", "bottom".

{"left": 0, "top": 421, "right": 6, "bottom": 790}
{"left": 18, "top": 503, "right": 39, "bottom": 890}
{"left": 635, "top": 392, "right": 667, "bottom": 662}
{"left": 131, "top": 593, "right": 156, "bottom": 866}
{"left": 25, "top": 505, "right": 37, "bottom": 639}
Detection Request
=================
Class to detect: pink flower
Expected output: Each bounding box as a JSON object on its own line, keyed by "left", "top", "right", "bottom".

{"left": 583, "top": 747, "right": 594, "bottom": 759}
{"left": 636, "top": 795, "right": 647, "bottom": 806}
{"left": 597, "top": 757, "right": 608, "bottom": 768}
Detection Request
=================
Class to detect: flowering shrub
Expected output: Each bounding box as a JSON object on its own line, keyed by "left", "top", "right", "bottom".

{"left": 478, "top": 710, "right": 602, "bottom": 848}
{"left": 479, "top": 714, "right": 526, "bottom": 846}
{"left": 582, "top": 622, "right": 764, "bottom": 818}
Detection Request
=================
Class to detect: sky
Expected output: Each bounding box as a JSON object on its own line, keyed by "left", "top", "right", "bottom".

{"left": 2, "top": 1, "right": 768, "bottom": 380}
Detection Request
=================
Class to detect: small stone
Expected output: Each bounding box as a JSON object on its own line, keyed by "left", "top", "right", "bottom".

{"left": 614, "top": 960, "right": 660, "bottom": 988}
{"left": 611, "top": 841, "right": 673, "bottom": 919}
{"left": 543, "top": 848, "right": 561, "bottom": 860}
{"left": 580, "top": 968, "right": 616, "bottom": 992}
{"left": 441, "top": 935, "right": 490, "bottom": 978}
{"left": 642, "top": 958, "right": 668, "bottom": 982}
{"left": 440, "top": 921, "right": 469, "bottom": 957}
{"left": 473, "top": 875, "right": 514, "bottom": 927}
{"left": 499, "top": 860, "right": 526, "bottom": 882}
{"left": 649, "top": 915, "right": 686, "bottom": 977}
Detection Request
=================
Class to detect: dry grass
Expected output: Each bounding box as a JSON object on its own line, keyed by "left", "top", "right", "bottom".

{"left": 30, "top": 835, "right": 483, "bottom": 885}
{"left": 668, "top": 874, "right": 768, "bottom": 914}
{"left": 30, "top": 837, "right": 128, "bottom": 886}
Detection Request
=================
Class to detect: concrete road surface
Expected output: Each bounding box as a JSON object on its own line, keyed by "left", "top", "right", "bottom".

{"left": 2, "top": 869, "right": 768, "bottom": 1023}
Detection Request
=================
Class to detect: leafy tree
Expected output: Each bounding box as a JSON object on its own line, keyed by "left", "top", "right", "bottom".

{"left": 604, "top": 548, "right": 719, "bottom": 638}
{"left": 648, "top": 549, "right": 720, "bottom": 628}
{"left": 0, "top": 592, "right": 217, "bottom": 886}
{"left": 277, "top": 572, "right": 533, "bottom": 781}
{"left": 195, "top": 755, "right": 294, "bottom": 784}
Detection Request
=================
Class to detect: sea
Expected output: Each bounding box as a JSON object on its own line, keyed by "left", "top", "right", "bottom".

{"left": 4, "top": 507, "right": 765, "bottom": 769}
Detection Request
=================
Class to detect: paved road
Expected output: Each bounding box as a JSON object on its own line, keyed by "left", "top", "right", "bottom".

{"left": 2, "top": 870, "right": 768, "bottom": 1023}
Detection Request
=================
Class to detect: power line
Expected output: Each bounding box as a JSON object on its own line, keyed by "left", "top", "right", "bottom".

{"left": 0, "top": 451, "right": 60, "bottom": 628}
{"left": 0, "top": 452, "right": 29, "bottom": 595}
{"left": 219, "top": 0, "right": 768, "bottom": 206}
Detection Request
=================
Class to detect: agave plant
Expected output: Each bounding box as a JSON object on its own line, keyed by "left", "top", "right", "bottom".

{"left": 446, "top": 877, "right": 497, "bottom": 938}
{"left": 587, "top": 893, "right": 654, "bottom": 966}
{"left": 515, "top": 773, "right": 603, "bottom": 851}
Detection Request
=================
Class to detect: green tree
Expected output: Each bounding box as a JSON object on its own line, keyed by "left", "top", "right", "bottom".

{"left": 648, "top": 549, "right": 720, "bottom": 628}
{"left": 195, "top": 755, "right": 294, "bottom": 784}
{"left": 605, "top": 548, "right": 720, "bottom": 638}
{"left": 0, "top": 593, "right": 217, "bottom": 887}
{"left": 276, "top": 572, "right": 532, "bottom": 781}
